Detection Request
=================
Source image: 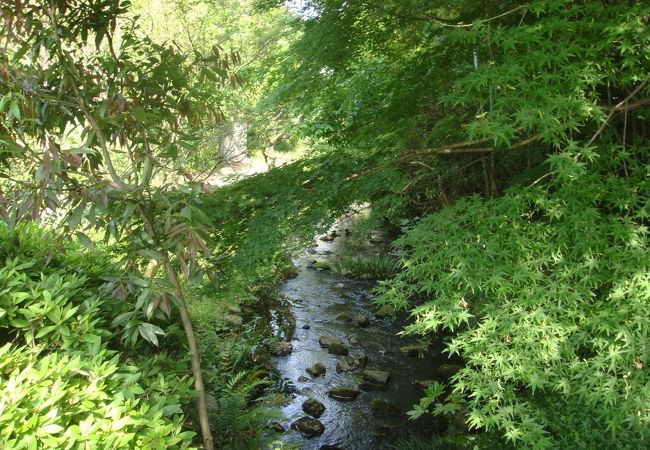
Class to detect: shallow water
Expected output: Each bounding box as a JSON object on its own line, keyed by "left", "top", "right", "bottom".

{"left": 273, "top": 227, "right": 442, "bottom": 449}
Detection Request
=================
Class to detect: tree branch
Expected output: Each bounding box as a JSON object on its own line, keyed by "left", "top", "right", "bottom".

{"left": 46, "top": 1, "right": 126, "bottom": 189}
{"left": 585, "top": 80, "right": 649, "bottom": 149}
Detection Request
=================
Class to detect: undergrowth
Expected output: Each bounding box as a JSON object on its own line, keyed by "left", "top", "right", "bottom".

{"left": 333, "top": 254, "right": 397, "bottom": 280}
{"left": 390, "top": 434, "right": 512, "bottom": 450}
{"left": 0, "top": 225, "right": 195, "bottom": 449}
{"left": 378, "top": 144, "right": 650, "bottom": 448}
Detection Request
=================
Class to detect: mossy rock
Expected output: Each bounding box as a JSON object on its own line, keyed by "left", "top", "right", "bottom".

{"left": 375, "top": 305, "right": 395, "bottom": 318}
{"left": 306, "top": 362, "right": 327, "bottom": 377}
{"left": 312, "top": 261, "right": 332, "bottom": 270}
{"left": 302, "top": 398, "right": 326, "bottom": 418}
{"left": 328, "top": 386, "right": 360, "bottom": 401}
{"left": 399, "top": 344, "right": 428, "bottom": 357}
{"left": 291, "top": 416, "right": 325, "bottom": 437}
{"left": 319, "top": 335, "right": 342, "bottom": 348}
{"left": 328, "top": 342, "right": 349, "bottom": 356}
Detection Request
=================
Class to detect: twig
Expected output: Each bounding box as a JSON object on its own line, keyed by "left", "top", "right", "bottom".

{"left": 584, "top": 79, "right": 649, "bottom": 149}
{"left": 405, "top": 133, "right": 542, "bottom": 159}
{"left": 380, "top": 4, "right": 527, "bottom": 28}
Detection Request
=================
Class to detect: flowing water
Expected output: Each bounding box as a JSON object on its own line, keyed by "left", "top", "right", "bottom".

{"left": 272, "top": 220, "right": 444, "bottom": 449}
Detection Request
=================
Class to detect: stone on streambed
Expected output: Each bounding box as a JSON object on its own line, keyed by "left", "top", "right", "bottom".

{"left": 320, "top": 234, "right": 336, "bottom": 242}
{"left": 328, "top": 342, "right": 349, "bottom": 356}
{"left": 291, "top": 416, "right": 325, "bottom": 437}
{"left": 414, "top": 379, "right": 436, "bottom": 391}
{"left": 360, "top": 369, "right": 390, "bottom": 390}
{"left": 312, "top": 261, "right": 331, "bottom": 270}
{"left": 349, "top": 336, "right": 360, "bottom": 345}
{"left": 371, "top": 399, "right": 401, "bottom": 417}
{"left": 302, "top": 398, "right": 326, "bottom": 418}
{"left": 374, "top": 305, "right": 395, "bottom": 319}
{"left": 336, "top": 358, "right": 354, "bottom": 372}
{"left": 437, "top": 364, "right": 463, "bottom": 378}
{"left": 267, "top": 422, "right": 285, "bottom": 432}
{"left": 298, "top": 375, "right": 309, "bottom": 382}
{"left": 355, "top": 315, "right": 370, "bottom": 327}
{"left": 319, "top": 335, "right": 342, "bottom": 348}
{"left": 320, "top": 445, "right": 344, "bottom": 450}
{"left": 336, "top": 354, "right": 368, "bottom": 372}
{"left": 363, "top": 369, "right": 390, "bottom": 385}
{"left": 270, "top": 341, "right": 293, "bottom": 356}
{"left": 399, "top": 344, "right": 428, "bottom": 357}
{"left": 306, "top": 362, "right": 327, "bottom": 377}
{"left": 372, "top": 424, "right": 393, "bottom": 437}
{"left": 328, "top": 386, "right": 360, "bottom": 401}
{"left": 355, "top": 354, "right": 368, "bottom": 368}
{"left": 302, "top": 324, "right": 311, "bottom": 329}
{"left": 336, "top": 313, "right": 353, "bottom": 322}
{"left": 281, "top": 263, "right": 299, "bottom": 278}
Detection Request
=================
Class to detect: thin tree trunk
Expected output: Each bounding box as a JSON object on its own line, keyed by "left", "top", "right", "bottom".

{"left": 482, "top": 159, "right": 491, "bottom": 197}
{"left": 138, "top": 205, "right": 214, "bottom": 450}
{"left": 163, "top": 255, "right": 214, "bottom": 450}
{"left": 489, "top": 153, "right": 498, "bottom": 196}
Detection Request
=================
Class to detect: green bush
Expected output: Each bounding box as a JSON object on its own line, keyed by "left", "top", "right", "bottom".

{"left": 0, "top": 225, "right": 195, "bottom": 449}
{"left": 378, "top": 145, "right": 650, "bottom": 448}
{"left": 390, "top": 434, "right": 511, "bottom": 450}
{"left": 185, "top": 282, "right": 285, "bottom": 449}
{"left": 333, "top": 255, "right": 397, "bottom": 280}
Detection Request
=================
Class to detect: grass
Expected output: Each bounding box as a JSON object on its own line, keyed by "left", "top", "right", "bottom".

{"left": 332, "top": 254, "right": 397, "bottom": 280}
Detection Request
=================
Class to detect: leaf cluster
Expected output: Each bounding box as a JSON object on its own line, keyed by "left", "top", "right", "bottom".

{"left": 377, "top": 144, "right": 650, "bottom": 448}
{"left": 0, "top": 223, "right": 196, "bottom": 449}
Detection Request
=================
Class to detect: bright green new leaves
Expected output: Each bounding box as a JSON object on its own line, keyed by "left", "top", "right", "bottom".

{"left": 0, "top": 225, "right": 195, "bottom": 449}
{"left": 266, "top": 0, "right": 649, "bottom": 155}
{"left": 0, "top": 345, "right": 194, "bottom": 449}
{"left": 378, "top": 145, "right": 650, "bottom": 448}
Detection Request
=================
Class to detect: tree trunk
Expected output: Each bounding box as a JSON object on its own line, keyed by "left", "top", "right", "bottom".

{"left": 163, "top": 256, "right": 214, "bottom": 450}
{"left": 136, "top": 203, "right": 214, "bottom": 449}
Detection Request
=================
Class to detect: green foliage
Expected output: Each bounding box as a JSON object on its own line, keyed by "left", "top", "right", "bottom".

{"left": 194, "top": 146, "right": 408, "bottom": 291}
{"left": 185, "top": 287, "right": 285, "bottom": 449}
{"left": 333, "top": 255, "right": 396, "bottom": 280}
{"left": 268, "top": 0, "right": 650, "bottom": 151}
{"left": 2, "top": 1, "right": 649, "bottom": 448}
{"left": 131, "top": 0, "right": 299, "bottom": 163}
{"left": 378, "top": 145, "right": 650, "bottom": 448}
{"left": 0, "top": 224, "right": 195, "bottom": 449}
{"left": 210, "top": 369, "right": 280, "bottom": 449}
{"left": 390, "top": 433, "right": 511, "bottom": 450}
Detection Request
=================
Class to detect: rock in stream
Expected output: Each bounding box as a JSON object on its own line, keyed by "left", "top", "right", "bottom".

{"left": 319, "top": 335, "right": 342, "bottom": 348}
{"left": 328, "top": 386, "right": 360, "bottom": 401}
{"left": 306, "top": 362, "right": 327, "bottom": 377}
{"left": 291, "top": 417, "right": 325, "bottom": 437}
{"left": 302, "top": 398, "right": 326, "bottom": 418}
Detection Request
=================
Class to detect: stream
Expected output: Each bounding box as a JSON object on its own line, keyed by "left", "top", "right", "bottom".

{"left": 272, "top": 217, "right": 443, "bottom": 449}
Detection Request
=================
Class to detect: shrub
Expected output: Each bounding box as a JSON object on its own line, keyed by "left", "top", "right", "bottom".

{"left": 333, "top": 255, "right": 397, "bottom": 280}
{"left": 378, "top": 145, "right": 650, "bottom": 448}
{"left": 0, "top": 225, "right": 195, "bottom": 449}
